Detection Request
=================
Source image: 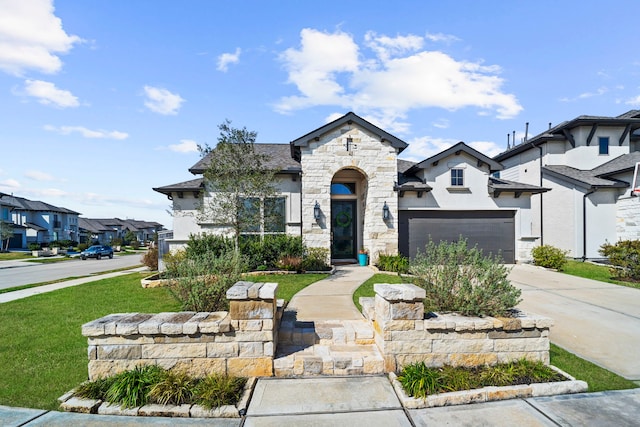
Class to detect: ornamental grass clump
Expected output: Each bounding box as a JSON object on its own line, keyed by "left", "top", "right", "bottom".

{"left": 168, "top": 250, "right": 244, "bottom": 312}
{"left": 409, "top": 238, "right": 520, "bottom": 317}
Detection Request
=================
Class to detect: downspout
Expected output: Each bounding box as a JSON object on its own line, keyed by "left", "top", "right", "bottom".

{"left": 531, "top": 141, "right": 544, "bottom": 245}
{"left": 582, "top": 188, "right": 596, "bottom": 261}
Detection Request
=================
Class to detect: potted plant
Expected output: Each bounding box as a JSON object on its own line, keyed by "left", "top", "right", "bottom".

{"left": 358, "top": 248, "right": 369, "bottom": 266}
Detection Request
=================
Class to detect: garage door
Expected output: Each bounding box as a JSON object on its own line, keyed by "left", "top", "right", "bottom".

{"left": 398, "top": 210, "right": 515, "bottom": 263}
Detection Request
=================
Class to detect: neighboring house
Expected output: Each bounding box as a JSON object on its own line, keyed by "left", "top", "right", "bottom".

{"left": 79, "top": 218, "right": 164, "bottom": 244}
{"left": 155, "top": 112, "right": 547, "bottom": 264}
{"left": 0, "top": 194, "right": 80, "bottom": 248}
{"left": 494, "top": 110, "right": 640, "bottom": 259}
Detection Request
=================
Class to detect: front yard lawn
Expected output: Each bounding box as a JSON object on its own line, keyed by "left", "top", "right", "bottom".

{"left": 0, "top": 252, "right": 32, "bottom": 261}
{"left": 562, "top": 260, "right": 640, "bottom": 290}
{"left": 0, "top": 271, "right": 325, "bottom": 410}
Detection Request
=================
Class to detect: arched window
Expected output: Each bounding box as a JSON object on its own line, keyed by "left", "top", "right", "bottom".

{"left": 331, "top": 183, "right": 356, "bottom": 195}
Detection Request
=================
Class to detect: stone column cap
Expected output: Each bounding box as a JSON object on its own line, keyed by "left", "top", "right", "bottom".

{"left": 226, "top": 281, "right": 278, "bottom": 300}
{"left": 374, "top": 283, "right": 426, "bottom": 301}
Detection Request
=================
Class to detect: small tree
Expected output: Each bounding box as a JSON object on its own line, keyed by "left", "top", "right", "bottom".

{"left": 197, "top": 120, "right": 277, "bottom": 249}
{"left": 0, "top": 220, "right": 14, "bottom": 251}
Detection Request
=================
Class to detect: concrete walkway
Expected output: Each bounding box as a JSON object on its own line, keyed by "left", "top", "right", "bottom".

{"left": 509, "top": 263, "right": 640, "bottom": 381}
{"left": 286, "top": 264, "right": 373, "bottom": 320}
{"left": 3, "top": 378, "right": 640, "bottom": 426}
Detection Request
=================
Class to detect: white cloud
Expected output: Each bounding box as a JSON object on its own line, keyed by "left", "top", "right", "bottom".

{"left": 276, "top": 29, "right": 522, "bottom": 131}
{"left": 217, "top": 48, "right": 241, "bottom": 72}
{"left": 432, "top": 118, "right": 450, "bottom": 129}
{"left": 425, "top": 32, "right": 460, "bottom": 44}
{"left": 143, "top": 85, "right": 185, "bottom": 115}
{"left": 625, "top": 95, "right": 640, "bottom": 106}
{"left": 23, "top": 79, "right": 79, "bottom": 107}
{"left": 168, "top": 139, "right": 199, "bottom": 153}
{"left": 44, "top": 125, "right": 128, "bottom": 140}
{"left": 0, "top": 178, "right": 21, "bottom": 189}
{"left": 399, "top": 136, "right": 503, "bottom": 162}
{"left": 560, "top": 86, "right": 608, "bottom": 102}
{"left": 0, "top": 0, "right": 82, "bottom": 76}
{"left": 24, "top": 170, "right": 54, "bottom": 181}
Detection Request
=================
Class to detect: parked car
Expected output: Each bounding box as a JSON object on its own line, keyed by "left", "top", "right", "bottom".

{"left": 80, "top": 245, "right": 114, "bottom": 260}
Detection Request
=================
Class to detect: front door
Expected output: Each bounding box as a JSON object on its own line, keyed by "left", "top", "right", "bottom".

{"left": 331, "top": 200, "right": 356, "bottom": 260}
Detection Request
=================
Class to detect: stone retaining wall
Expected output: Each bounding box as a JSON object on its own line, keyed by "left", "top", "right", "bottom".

{"left": 82, "top": 281, "right": 278, "bottom": 380}
{"left": 362, "top": 283, "right": 552, "bottom": 372}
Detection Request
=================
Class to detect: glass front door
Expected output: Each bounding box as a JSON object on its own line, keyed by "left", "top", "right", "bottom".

{"left": 331, "top": 200, "right": 356, "bottom": 259}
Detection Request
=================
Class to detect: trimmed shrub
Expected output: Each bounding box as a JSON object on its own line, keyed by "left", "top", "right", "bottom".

{"left": 531, "top": 245, "right": 568, "bottom": 270}
{"left": 376, "top": 253, "right": 409, "bottom": 273}
{"left": 409, "top": 238, "right": 520, "bottom": 317}
{"left": 141, "top": 247, "right": 158, "bottom": 270}
{"left": 600, "top": 239, "right": 640, "bottom": 281}
{"left": 28, "top": 243, "right": 40, "bottom": 251}
{"left": 240, "top": 234, "right": 305, "bottom": 270}
{"left": 186, "top": 233, "right": 234, "bottom": 259}
{"left": 301, "top": 247, "right": 330, "bottom": 271}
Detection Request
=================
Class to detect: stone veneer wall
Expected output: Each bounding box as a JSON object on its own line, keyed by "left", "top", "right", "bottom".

{"left": 300, "top": 124, "right": 399, "bottom": 261}
{"left": 364, "top": 284, "right": 552, "bottom": 373}
{"left": 617, "top": 196, "right": 640, "bottom": 241}
{"left": 82, "top": 281, "right": 278, "bottom": 380}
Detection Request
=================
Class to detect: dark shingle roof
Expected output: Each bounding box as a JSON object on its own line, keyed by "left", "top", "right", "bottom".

{"left": 591, "top": 152, "right": 640, "bottom": 177}
{"left": 0, "top": 195, "right": 80, "bottom": 215}
{"left": 397, "top": 159, "right": 417, "bottom": 174}
{"left": 543, "top": 165, "right": 628, "bottom": 188}
{"left": 410, "top": 141, "right": 503, "bottom": 173}
{"left": 488, "top": 177, "right": 550, "bottom": 197}
{"left": 153, "top": 178, "right": 204, "bottom": 195}
{"left": 189, "top": 144, "right": 301, "bottom": 175}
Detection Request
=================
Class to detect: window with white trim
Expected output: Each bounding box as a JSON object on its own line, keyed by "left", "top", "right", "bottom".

{"left": 450, "top": 168, "right": 464, "bottom": 186}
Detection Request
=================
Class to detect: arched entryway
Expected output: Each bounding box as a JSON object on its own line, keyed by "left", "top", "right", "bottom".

{"left": 331, "top": 168, "right": 367, "bottom": 262}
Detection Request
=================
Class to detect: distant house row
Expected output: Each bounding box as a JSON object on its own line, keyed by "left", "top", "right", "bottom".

{"left": 0, "top": 192, "right": 163, "bottom": 249}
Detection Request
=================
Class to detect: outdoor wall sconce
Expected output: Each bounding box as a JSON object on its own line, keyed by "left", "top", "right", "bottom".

{"left": 382, "top": 201, "right": 390, "bottom": 220}
{"left": 314, "top": 201, "right": 321, "bottom": 220}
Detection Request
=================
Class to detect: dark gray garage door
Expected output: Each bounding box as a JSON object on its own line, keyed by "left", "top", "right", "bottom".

{"left": 398, "top": 210, "right": 515, "bottom": 263}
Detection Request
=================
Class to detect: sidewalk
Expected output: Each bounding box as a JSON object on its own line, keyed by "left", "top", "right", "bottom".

{"left": 3, "top": 378, "right": 639, "bottom": 426}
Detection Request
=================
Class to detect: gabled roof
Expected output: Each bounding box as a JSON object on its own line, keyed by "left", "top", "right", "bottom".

{"left": 290, "top": 112, "right": 408, "bottom": 154}
{"left": 24, "top": 222, "right": 47, "bottom": 232}
{"left": 189, "top": 144, "right": 301, "bottom": 175}
{"left": 495, "top": 110, "right": 640, "bottom": 161}
{"left": 543, "top": 165, "right": 629, "bottom": 189}
{"left": 409, "top": 141, "right": 503, "bottom": 173}
{"left": 488, "top": 177, "right": 550, "bottom": 198}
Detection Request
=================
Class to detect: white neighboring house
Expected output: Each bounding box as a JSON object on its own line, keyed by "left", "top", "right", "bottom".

{"left": 154, "top": 112, "right": 547, "bottom": 263}
{"left": 494, "top": 110, "right": 640, "bottom": 259}
{"left": 0, "top": 194, "right": 80, "bottom": 248}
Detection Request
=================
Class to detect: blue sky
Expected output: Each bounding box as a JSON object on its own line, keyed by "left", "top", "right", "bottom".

{"left": 1, "top": 0, "right": 639, "bottom": 226}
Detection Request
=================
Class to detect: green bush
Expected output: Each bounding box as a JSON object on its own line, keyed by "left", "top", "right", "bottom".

{"left": 531, "top": 245, "right": 568, "bottom": 270}
{"left": 301, "top": 247, "right": 330, "bottom": 271}
{"left": 600, "top": 240, "right": 640, "bottom": 281}
{"left": 276, "top": 256, "right": 303, "bottom": 271}
{"left": 163, "top": 249, "right": 187, "bottom": 277}
{"left": 77, "top": 243, "right": 89, "bottom": 252}
{"left": 240, "top": 234, "right": 305, "bottom": 270}
{"left": 141, "top": 247, "right": 158, "bottom": 270}
{"left": 148, "top": 370, "right": 196, "bottom": 406}
{"left": 28, "top": 243, "right": 40, "bottom": 251}
{"left": 186, "top": 233, "right": 235, "bottom": 259}
{"left": 376, "top": 253, "right": 409, "bottom": 273}
{"left": 168, "top": 251, "right": 244, "bottom": 311}
{"left": 409, "top": 238, "right": 520, "bottom": 317}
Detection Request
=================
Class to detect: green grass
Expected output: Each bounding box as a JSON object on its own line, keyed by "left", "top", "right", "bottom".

{"left": 549, "top": 343, "right": 638, "bottom": 392}
{"left": 0, "top": 272, "right": 180, "bottom": 410}
{"left": 250, "top": 273, "right": 328, "bottom": 301}
{"left": 561, "top": 260, "right": 640, "bottom": 290}
{"left": 25, "top": 257, "right": 76, "bottom": 264}
{"left": 352, "top": 273, "right": 404, "bottom": 311}
{"left": 0, "top": 252, "right": 32, "bottom": 261}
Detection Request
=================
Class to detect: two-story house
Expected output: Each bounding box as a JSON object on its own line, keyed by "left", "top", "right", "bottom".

{"left": 79, "top": 218, "right": 164, "bottom": 245}
{"left": 155, "top": 112, "right": 547, "bottom": 263}
{"left": 494, "top": 110, "right": 640, "bottom": 259}
{"left": 0, "top": 194, "right": 80, "bottom": 248}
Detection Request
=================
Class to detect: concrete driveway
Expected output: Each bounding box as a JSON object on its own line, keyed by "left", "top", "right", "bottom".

{"left": 509, "top": 263, "right": 640, "bottom": 381}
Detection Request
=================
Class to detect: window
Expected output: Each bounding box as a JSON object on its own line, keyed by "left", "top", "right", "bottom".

{"left": 239, "top": 196, "right": 286, "bottom": 236}
{"left": 331, "top": 183, "right": 356, "bottom": 195}
{"left": 450, "top": 168, "right": 464, "bottom": 186}
{"left": 598, "top": 137, "right": 609, "bottom": 155}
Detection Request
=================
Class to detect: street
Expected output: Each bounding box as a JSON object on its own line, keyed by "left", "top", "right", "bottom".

{"left": 0, "top": 254, "right": 143, "bottom": 290}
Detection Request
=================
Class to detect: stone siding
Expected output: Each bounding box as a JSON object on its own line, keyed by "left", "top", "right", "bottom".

{"left": 82, "top": 281, "right": 278, "bottom": 380}
{"left": 300, "top": 124, "right": 399, "bottom": 261}
{"left": 364, "top": 284, "right": 552, "bottom": 372}
{"left": 617, "top": 196, "right": 640, "bottom": 241}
